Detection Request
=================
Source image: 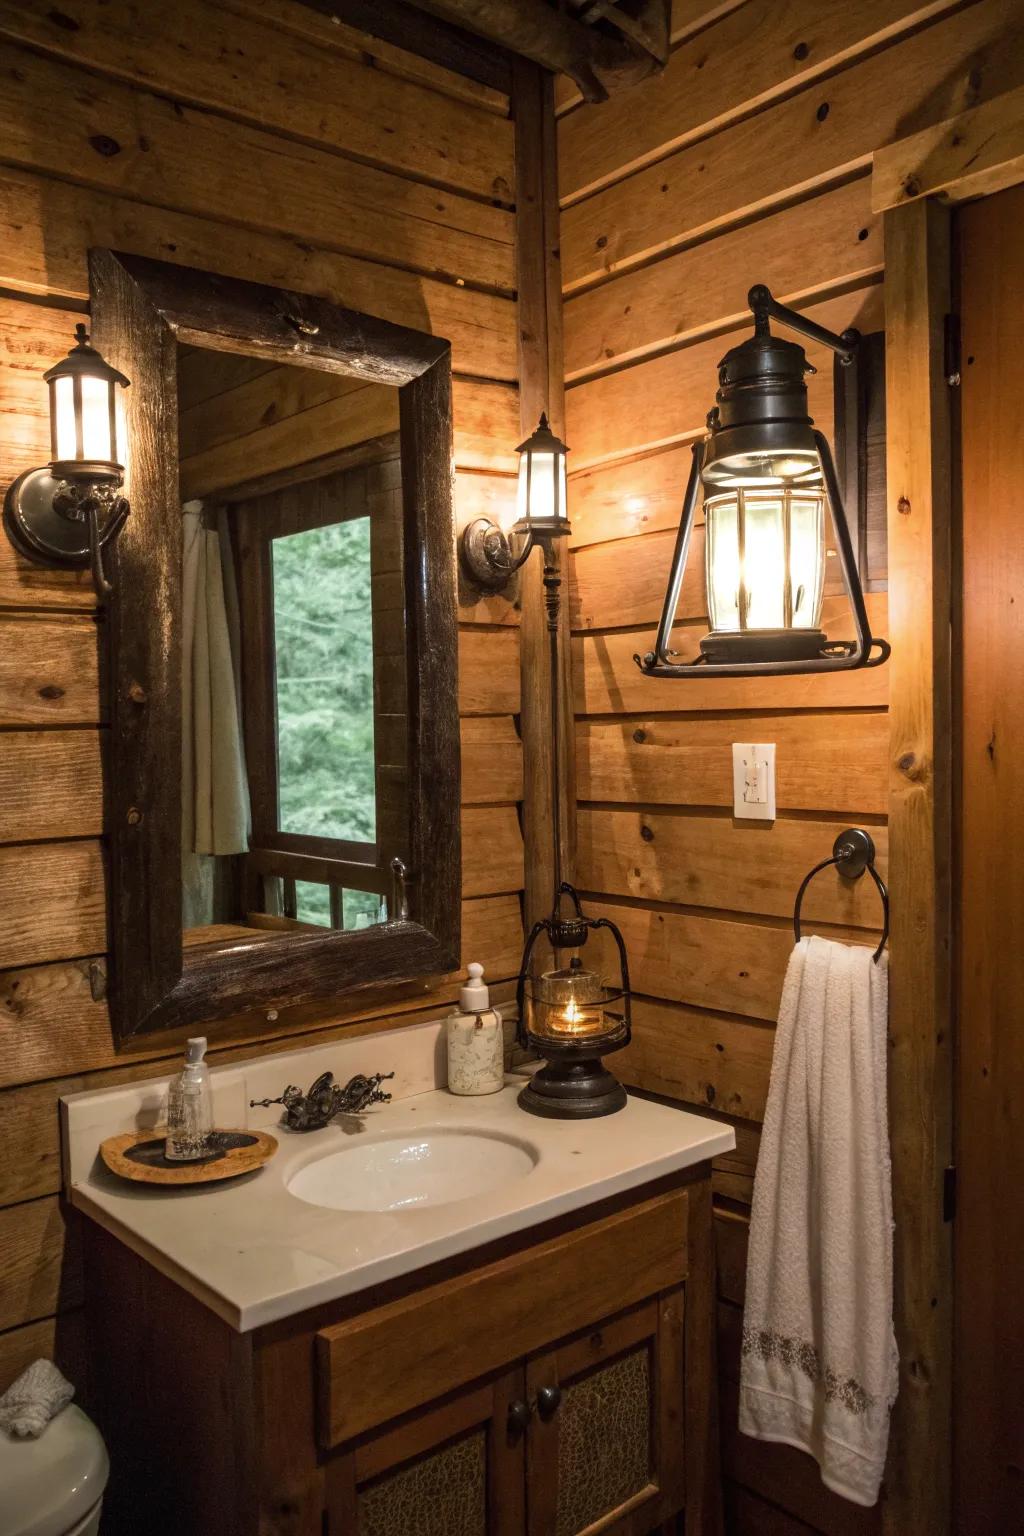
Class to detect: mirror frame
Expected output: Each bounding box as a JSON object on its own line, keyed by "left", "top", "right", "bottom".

{"left": 90, "top": 250, "right": 461, "bottom": 1042}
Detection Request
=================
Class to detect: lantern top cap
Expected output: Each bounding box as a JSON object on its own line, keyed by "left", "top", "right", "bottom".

{"left": 716, "top": 329, "right": 813, "bottom": 390}
{"left": 44, "top": 323, "right": 130, "bottom": 389}
{"left": 516, "top": 411, "right": 569, "bottom": 458}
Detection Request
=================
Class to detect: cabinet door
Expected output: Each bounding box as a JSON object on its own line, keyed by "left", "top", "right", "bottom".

{"left": 325, "top": 1363, "right": 527, "bottom": 1536}
{"left": 525, "top": 1290, "right": 685, "bottom": 1536}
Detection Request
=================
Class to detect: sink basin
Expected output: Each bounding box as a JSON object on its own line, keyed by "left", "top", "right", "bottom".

{"left": 286, "top": 1128, "right": 539, "bottom": 1213}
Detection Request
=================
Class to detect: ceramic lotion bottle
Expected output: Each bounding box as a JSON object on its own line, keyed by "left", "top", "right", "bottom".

{"left": 447, "top": 963, "right": 504, "bottom": 1095}
{"left": 165, "top": 1036, "right": 215, "bottom": 1161}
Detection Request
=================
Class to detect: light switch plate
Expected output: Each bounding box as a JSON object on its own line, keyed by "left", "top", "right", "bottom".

{"left": 732, "top": 742, "right": 776, "bottom": 822}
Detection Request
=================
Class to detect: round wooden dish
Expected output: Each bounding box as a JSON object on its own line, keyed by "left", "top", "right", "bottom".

{"left": 99, "top": 1127, "right": 278, "bottom": 1186}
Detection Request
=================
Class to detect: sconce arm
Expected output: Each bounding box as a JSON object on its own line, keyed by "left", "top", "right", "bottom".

{"left": 748, "top": 284, "right": 860, "bottom": 366}
{"left": 502, "top": 528, "right": 539, "bottom": 574}
{"left": 85, "top": 491, "right": 130, "bottom": 599}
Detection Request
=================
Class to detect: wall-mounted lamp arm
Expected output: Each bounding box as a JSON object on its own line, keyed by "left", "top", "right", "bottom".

{"left": 748, "top": 284, "right": 860, "bottom": 366}
{"left": 83, "top": 489, "right": 129, "bottom": 599}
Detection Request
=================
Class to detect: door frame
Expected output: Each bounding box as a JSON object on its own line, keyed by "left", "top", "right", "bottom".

{"left": 871, "top": 86, "right": 1024, "bottom": 1536}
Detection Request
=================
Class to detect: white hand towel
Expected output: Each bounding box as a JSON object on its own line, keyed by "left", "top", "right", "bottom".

{"left": 739, "top": 936, "right": 897, "bottom": 1507}
{"left": 0, "top": 1358, "right": 75, "bottom": 1438}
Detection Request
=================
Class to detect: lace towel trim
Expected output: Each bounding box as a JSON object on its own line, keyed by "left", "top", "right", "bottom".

{"left": 742, "top": 1326, "right": 875, "bottom": 1416}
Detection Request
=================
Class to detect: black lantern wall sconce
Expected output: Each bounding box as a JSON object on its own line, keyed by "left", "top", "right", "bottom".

{"left": 636, "top": 285, "right": 890, "bottom": 678}
{"left": 462, "top": 413, "right": 634, "bottom": 1119}
{"left": 3, "top": 323, "right": 130, "bottom": 599}
{"left": 461, "top": 412, "right": 569, "bottom": 588}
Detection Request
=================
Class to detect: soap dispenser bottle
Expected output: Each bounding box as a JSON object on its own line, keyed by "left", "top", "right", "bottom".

{"left": 165, "top": 1036, "right": 215, "bottom": 1161}
{"left": 447, "top": 963, "right": 504, "bottom": 1095}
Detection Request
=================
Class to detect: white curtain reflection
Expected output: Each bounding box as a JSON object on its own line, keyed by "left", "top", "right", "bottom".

{"left": 182, "top": 500, "right": 250, "bottom": 927}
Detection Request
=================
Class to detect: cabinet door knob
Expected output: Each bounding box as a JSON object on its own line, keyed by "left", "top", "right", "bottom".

{"left": 507, "top": 1398, "right": 532, "bottom": 1435}
{"left": 536, "top": 1385, "right": 562, "bottom": 1420}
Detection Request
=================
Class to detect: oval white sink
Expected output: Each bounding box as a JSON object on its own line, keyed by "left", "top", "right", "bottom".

{"left": 287, "top": 1129, "right": 538, "bottom": 1212}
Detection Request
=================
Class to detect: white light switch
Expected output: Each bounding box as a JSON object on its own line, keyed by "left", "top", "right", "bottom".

{"left": 732, "top": 742, "right": 776, "bottom": 822}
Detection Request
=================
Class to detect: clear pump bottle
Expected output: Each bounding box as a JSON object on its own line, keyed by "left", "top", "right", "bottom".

{"left": 165, "top": 1036, "right": 215, "bottom": 1161}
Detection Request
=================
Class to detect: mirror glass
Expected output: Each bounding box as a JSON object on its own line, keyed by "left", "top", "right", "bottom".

{"left": 175, "top": 344, "right": 408, "bottom": 948}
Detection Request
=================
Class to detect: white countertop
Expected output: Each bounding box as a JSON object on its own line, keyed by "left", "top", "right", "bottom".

{"left": 63, "top": 1023, "right": 734, "bottom": 1331}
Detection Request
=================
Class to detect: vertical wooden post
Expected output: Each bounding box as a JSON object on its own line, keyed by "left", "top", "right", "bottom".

{"left": 513, "top": 60, "right": 574, "bottom": 929}
{"left": 882, "top": 197, "right": 954, "bottom": 1536}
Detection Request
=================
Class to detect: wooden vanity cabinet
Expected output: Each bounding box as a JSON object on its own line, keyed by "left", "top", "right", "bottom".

{"left": 324, "top": 1364, "right": 527, "bottom": 1536}
{"left": 322, "top": 1292, "right": 685, "bottom": 1536}
{"left": 83, "top": 1166, "right": 720, "bottom": 1536}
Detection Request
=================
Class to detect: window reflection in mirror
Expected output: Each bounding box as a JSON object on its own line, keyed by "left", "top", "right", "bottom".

{"left": 175, "top": 344, "right": 408, "bottom": 947}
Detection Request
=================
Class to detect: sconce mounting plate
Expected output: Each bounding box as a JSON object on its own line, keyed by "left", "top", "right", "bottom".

{"left": 3, "top": 467, "right": 95, "bottom": 567}
{"left": 461, "top": 515, "right": 515, "bottom": 590}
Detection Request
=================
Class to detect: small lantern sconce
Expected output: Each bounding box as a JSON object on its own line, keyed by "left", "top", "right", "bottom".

{"left": 635, "top": 286, "right": 890, "bottom": 678}
{"left": 461, "top": 412, "right": 569, "bottom": 587}
{"left": 517, "top": 884, "right": 632, "bottom": 1119}
{"left": 3, "top": 323, "right": 130, "bottom": 599}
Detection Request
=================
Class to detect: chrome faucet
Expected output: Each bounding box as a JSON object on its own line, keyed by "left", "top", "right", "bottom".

{"left": 250, "top": 1070, "right": 394, "bottom": 1132}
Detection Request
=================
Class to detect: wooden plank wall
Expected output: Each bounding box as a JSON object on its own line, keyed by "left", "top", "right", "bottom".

{"left": 0, "top": 0, "right": 529, "bottom": 1395}
{"left": 176, "top": 350, "right": 403, "bottom": 500}
{"left": 557, "top": 2, "right": 1024, "bottom": 1532}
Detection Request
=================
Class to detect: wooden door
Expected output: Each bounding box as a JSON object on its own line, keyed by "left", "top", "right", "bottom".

{"left": 524, "top": 1292, "right": 686, "bottom": 1536}
{"left": 956, "top": 183, "right": 1024, "bottom": 1533}
{"left": 324, "top": 1363, "right": 526, "bottom": 1536}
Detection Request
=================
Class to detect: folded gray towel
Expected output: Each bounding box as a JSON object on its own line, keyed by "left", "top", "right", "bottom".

{"left": 0, "top": 1359, "right": 75, "bottom": 1438}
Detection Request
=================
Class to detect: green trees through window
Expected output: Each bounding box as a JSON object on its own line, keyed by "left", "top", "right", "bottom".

{"left": 272, "top": 515, "right": 379, "bottom": 928}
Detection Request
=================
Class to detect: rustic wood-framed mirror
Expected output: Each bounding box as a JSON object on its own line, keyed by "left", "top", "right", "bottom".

{"left": 90, "top": 251, "right": 460, "bottom": 1042}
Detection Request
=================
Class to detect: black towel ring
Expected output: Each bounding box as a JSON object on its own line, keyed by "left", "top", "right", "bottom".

{"left": 793, "top": 828, "right": 889, "bottom": 964}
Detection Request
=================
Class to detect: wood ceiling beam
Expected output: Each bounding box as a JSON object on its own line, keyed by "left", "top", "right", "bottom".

{"left": 409, "top": 0, "right": 672, "bottom": 101}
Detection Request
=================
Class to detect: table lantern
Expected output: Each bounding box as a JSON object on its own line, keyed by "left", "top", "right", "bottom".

{"left": 516, "top": 884, "right": 632, "bottom": 1119}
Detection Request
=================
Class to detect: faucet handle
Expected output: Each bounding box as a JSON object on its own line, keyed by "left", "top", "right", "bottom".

{"left": 249, "top": 1084, "right": 302, "bottom": 1111}
{"left": 249, "top": 1071, "right": 395, "bottom": 1130}
{"left": 338, "top": 1071, "right": 395, "bottom": 1114}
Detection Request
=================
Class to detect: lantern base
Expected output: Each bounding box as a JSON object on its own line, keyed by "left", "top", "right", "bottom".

{"left": 699, "top": 627, "right": 827, "bottom": 665}
{"left": 517, "top": 1057, "right": 627, "bottom": 1119}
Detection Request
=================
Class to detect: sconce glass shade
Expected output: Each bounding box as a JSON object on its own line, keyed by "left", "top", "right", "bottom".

{"left": 522, "top": 959, "right": 628, "bottom": 1048}
{"left": 703, "top": 486, "right": 826, "bottom": 663}
{"left": 45, "top": 323, "right": 129, "bottom": 480}
{"left": 513, "top": 412, "right": 569, "bottom": 536}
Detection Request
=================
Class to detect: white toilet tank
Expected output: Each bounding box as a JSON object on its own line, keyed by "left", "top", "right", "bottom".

{"left": 0, "top": 1403, "right": 109, "bottom": 1536}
